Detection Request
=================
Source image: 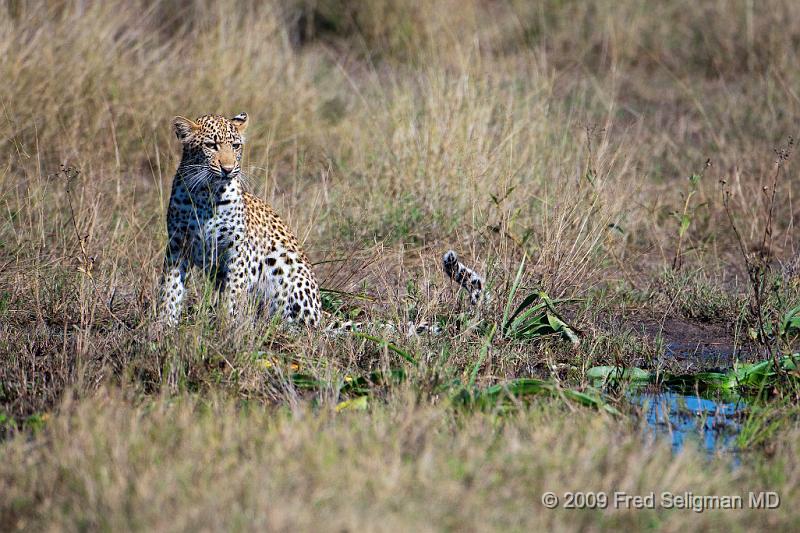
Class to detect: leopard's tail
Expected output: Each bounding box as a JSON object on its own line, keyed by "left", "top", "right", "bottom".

{"left": 442, "top": 250, "right": 486, "bottom": 305}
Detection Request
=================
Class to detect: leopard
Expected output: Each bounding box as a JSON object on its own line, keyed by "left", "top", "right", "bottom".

{"left": 158, "top": 112, "right": 321, "bottom": 327}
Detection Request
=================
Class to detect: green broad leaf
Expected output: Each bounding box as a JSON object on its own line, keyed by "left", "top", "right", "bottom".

{"left": 734, "top": 360, "right": 775, "bottom": 387}
{"left": 23, "top": 413, "right": 47, "bottom": 433}
{"left": 779, "top": 304, "right": 800, "bottom": 339}
{"left": 352, "top": 332, "right": 417, "bottom": 365}
{"left": 782, "top": 355, "right": 799, "bottom": 371}
{"left": 586, "top": 366, "right": 652, "bottom": 384}
{"left": 454, "top": 377, "right": 617, "bottom": 414}
{"left": 335, "top": 396, "right": 368, "bottom": 412}
{"left": 504, "top": 292, "right": 545, "bottom": 332}
{"left": 340, "top": 368, "right": 407, "bottom": 396}
{"left": 508, "top": 314, "right": 543, "bottom": 336}
{"left": 0, "top": 413, "right": 16, "bottom": 429}
{"left": 546, "top": 311, "right": 565, "bottom": 331}
{"left": 678, "top": 214, "right": 691, "bottom": 237}
{"left": 544, "top": 312, "right": 578, "bottom": 344}
{"left": 488, "top": 378, "right": 553, "bottom": 397}
{"left": 561, "top": 389, "right": 621, "bottom": 415}
{"left": 693, "top": 371, "right": 738, "bottom": 389}
{"left": 291, "top": 373, "right": 325, "bottom": 390}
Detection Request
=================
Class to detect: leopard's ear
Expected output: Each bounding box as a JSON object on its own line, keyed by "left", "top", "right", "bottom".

{"left": 173, "top": 116, "right": 200, "bottom": 143}
{"left": 230, "top": 112, "right": 248, "bottom": 133}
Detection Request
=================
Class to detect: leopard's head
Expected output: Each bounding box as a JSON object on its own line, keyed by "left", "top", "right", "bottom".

{"left": 173, "top": 113, "right": 248, "bottom": 187}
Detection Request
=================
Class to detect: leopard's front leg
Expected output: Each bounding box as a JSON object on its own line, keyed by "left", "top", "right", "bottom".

{"left": 216, "top": 251, "right": 248, "bottom": 322}
{"left": 159, "top": 244, "right": 188, "bottom": 326}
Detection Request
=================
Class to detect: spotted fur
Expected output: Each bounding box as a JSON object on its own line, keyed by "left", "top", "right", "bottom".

{"left": 442, "top": 250, "right": 485, "bottom": 305}
{"left": 159, "top": 113, "right": 321, "bottom": 326}
{"left": 325, "top": 318, "right": 443, "bottom": 338}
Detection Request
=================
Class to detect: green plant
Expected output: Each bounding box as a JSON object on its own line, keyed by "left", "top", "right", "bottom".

{"left": 500, "top": 255, "right": 580, "bottom": 344}
{"left": 778, "top": 304, "right": 800, "bottom": 343}
{"left": 450, "top": 377, "right": 620, "bottom": 415}
{"left": 588, "top": 355, "right": 800, "bottom": 398}
{"left": 659, "top": 268, "right": 738, "bottom": 322}
{"left": 671, "top": 161, "right": 709, "bottom": 270}
{"left": 722, "top": 138, "right": 797, "bottom": 392}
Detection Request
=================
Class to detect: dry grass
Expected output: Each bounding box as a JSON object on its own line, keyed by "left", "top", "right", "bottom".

{"left": 3, "top": 389, "right": 800, "bottom": 531}
{"left": 2, "top": 0, "right": 800, "bottom": 529}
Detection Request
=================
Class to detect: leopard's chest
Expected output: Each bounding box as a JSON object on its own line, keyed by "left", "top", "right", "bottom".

{"left": 169, "top": 188, "right": 247, "bottom": 272}
{"left": 187, "top": 210, "right": 241, "bottom": 266}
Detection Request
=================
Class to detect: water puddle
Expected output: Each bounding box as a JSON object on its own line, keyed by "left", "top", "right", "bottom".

{"left": 629, "top": 389, "right": 747, "bottom": 458}
{"left": 588, "top": 346, "right": 796, "bottom": 458}
{"left": 665, "top": 342, "right": 748, "bottom": 366}
{"left": 617, "top": 340, "right": 775, "bottom": 458}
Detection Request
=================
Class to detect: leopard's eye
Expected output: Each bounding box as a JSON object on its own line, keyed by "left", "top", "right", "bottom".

{"left": 232, "top": 143, "right": 242, "bottom": 150}
{"left": 204, "top": 141, "right": 217, "bottom": 150}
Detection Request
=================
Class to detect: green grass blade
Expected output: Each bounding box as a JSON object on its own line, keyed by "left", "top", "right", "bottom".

{"left": 352, "top": 331, "right": 417, "bottom": 365}
{"left": 501, "top": 253, "right": 527, "bottom": 332}
{"left": 469, "top": 323, "right": 496, "bottom": 388}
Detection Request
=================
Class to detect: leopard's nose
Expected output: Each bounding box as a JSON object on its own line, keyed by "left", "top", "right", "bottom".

{"left": 220, "top": 164, "right": 235, "bottom": 177}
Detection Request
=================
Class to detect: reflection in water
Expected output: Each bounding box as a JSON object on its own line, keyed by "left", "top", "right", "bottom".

{"left": 630, "top": 390, "right": 746, "bottom": 457}
{"left": 665, "top": 342, "right": 755, "bottom": 367}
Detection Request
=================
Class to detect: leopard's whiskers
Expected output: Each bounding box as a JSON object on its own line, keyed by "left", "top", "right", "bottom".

{"left": 183, "top": 169, "right": 212, "bottom": 191}
{"left": 237, "top": 170, "right": 256, "bottom": 191}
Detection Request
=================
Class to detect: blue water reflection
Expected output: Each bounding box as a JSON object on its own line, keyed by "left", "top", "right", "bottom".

{"left": 630, "top": 390, "right": 746, "bottom": 456}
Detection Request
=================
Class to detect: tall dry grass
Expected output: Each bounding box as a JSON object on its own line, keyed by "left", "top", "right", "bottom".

{"left": 2, "top": 0, "right": 800, "bottom": 529}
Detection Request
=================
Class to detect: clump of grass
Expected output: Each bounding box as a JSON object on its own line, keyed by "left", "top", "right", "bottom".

{"left": 501, "top": 256, "right": 580, "bottom": 345}
{"left": 659, "top": 268, "right": 741, "bottom": 323}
